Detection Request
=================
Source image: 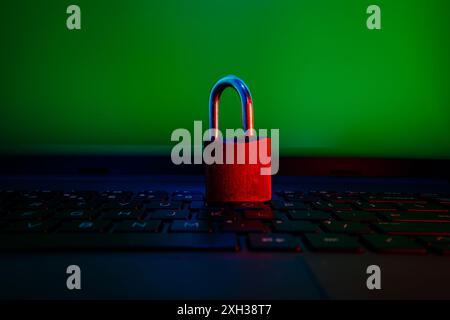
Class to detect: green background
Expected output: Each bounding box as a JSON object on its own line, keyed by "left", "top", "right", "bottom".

{"left": 0, "top": 0, "right": 449, "bottom": 157}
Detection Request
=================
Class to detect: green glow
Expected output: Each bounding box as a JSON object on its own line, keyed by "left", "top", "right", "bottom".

{"left": 0, "top": 0, "right": 449, "bottom": 158}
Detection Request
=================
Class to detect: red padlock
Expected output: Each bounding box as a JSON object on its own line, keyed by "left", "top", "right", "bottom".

{"left": 205, "top": 75, "right": 272, "bottom": 203}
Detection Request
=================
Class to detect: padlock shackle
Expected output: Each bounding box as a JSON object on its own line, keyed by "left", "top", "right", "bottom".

{"left": 209, "top": 75, "right": 255, "bottom": 139}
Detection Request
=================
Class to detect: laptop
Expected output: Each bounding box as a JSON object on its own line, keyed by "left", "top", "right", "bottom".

{"left": 0, "top": 0, "right": 449, "bottom": 301}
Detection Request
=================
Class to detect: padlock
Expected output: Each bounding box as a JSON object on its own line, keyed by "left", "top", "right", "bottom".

{"left": 205, "top": 75, "right": 272, "bottom": 203}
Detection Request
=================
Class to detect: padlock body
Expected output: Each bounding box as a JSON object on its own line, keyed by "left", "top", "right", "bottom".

{"left": 205, "top": 137, "right": 272, "bottom": 203}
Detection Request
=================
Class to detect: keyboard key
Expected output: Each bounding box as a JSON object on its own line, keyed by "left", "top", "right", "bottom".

{"left": 170, "top": 220, "right": 209, "bottom": 232}
{"left": 57, "top": 200, "right": 91, "bottom": 210}
{"left": 312, "top": 200, "right": 351, "bottom": 211}
{"left": 373, "top": 222, "right": 450, "bottom": 236}
{"left": 417, "top": 236, "right": 450, "bottom": 246}
{"left": 277, "top": 191, "right": 299, "bottom": 200}
{"left": 273, "top": 220, "right": 317, "bottom": 233}
{"left": 288, "top": 210, "right": 331, "bottom": 221}
{"left": 55, "top": 210, "right": 97, "bottom": 220}
{"left": 248, "top": 234, "right": 301, "bottom": 252}
{"left": 420, "top": 193, "right": 443, "bottom": 199}
{"left": 304, "top": 234, "right": 363, "bottom": 253}
{"left": 362, "top": 235, "right": 426, "bottom": 254}
{"left": 97, "top": 192, "right": 133, "bottom": 206}
{"left": 356, "top": 201, "right": 398, "bottom": 212}
{"left": 417, "top": 236, "right": 450, "bottom": 254}
{"left": 59, "top": 191, "right": 95, "bottom": 202}
{"left": 114, "top": 220, "right": 161, "bottom": 233}
{"left": 417, "top": 236, "right": 450, "bottom": 255}
{"left": 135, "top": 191, "right": 168, "bottom": 202}
{"left": 399, "top": 203, "right": 448, "bottom": 213}
{"left": 436, "top": 197, "right": 450, "bottom": 205}
{"left": 321, "top": 221, "right": 371, "bottom": 234}
{"left": 278, "top": 192, "right": 320, "bottom": 203}
{"left": 3, "top": 220, "right": 58, "bottom": 233}
{"left": 103, "top": 210, "right": 142, "bottom": 220}
{"left": 232, "top": 202, "right": 270, "bottom": 210}
{"left": 149, "top": 209, "right": 189, "bottom": 220}
{"left": 244, "top": 209, "right": 277, "bottom": 220}
{"left": 145, "top": 201, "right": 181, "bottom": 210}
{"left": 99, "top": 190, "right": 133, "bottom": 198}
{"left": 6, "top": 210, "right": 49, "bottom": 221}
{"left": 367, "top": 195, "right": 424, "bottom": 204}
{"left": 379, "top": 212, "right": 450, "bottom": 223}
{"left": 271, "top": 200, "right": 309, "bottom": 210}
{"left": 332, "top": 194, "right": 362, "bottom": 203}
{"left": 19, "top": 191, "right": 57, "bottom": 201}
{"left": 334, "top": 211, "right": 378, "bottom": 222}
{"left": 172, "top": 192, "right": 204, "bottom": 202}
{"left": 330, "top": 202, "right": 354, "bottom": 211}
{"left": 11, "top": 200, "right": 48, "bottom": 210}
{"left": 0, "top": 234, "right": 238, "bottom": 251}
{"left": 293, "top": 193, "right": 321, "bottom": 203}
{"left": 101, "top": 201, "right": 140, "bottom": 210}
{"left": 197, "top": 209, "right": 229, "bottom": 220}
{"left": 269, "top": 211, "right": 289, "bottom": 221}
{"left": 222, "top": 220, "right": 266, "bottom": 233}
{"left": 58, "top": 220, "right": 110, "bottom": 233}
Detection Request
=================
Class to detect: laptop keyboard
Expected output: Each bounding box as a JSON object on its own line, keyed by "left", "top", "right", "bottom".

{"left": 0, "top": 190, "right": 449, "bottom": 254}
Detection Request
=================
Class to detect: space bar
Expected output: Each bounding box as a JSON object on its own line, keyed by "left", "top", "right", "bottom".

{"left": 0, "top": 234, "right": 238, "bottom": 251}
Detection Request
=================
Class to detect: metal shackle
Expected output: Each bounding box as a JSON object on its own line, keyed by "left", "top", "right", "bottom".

{"left": 208, "top": 75, "right": 255, "bottom": 139}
